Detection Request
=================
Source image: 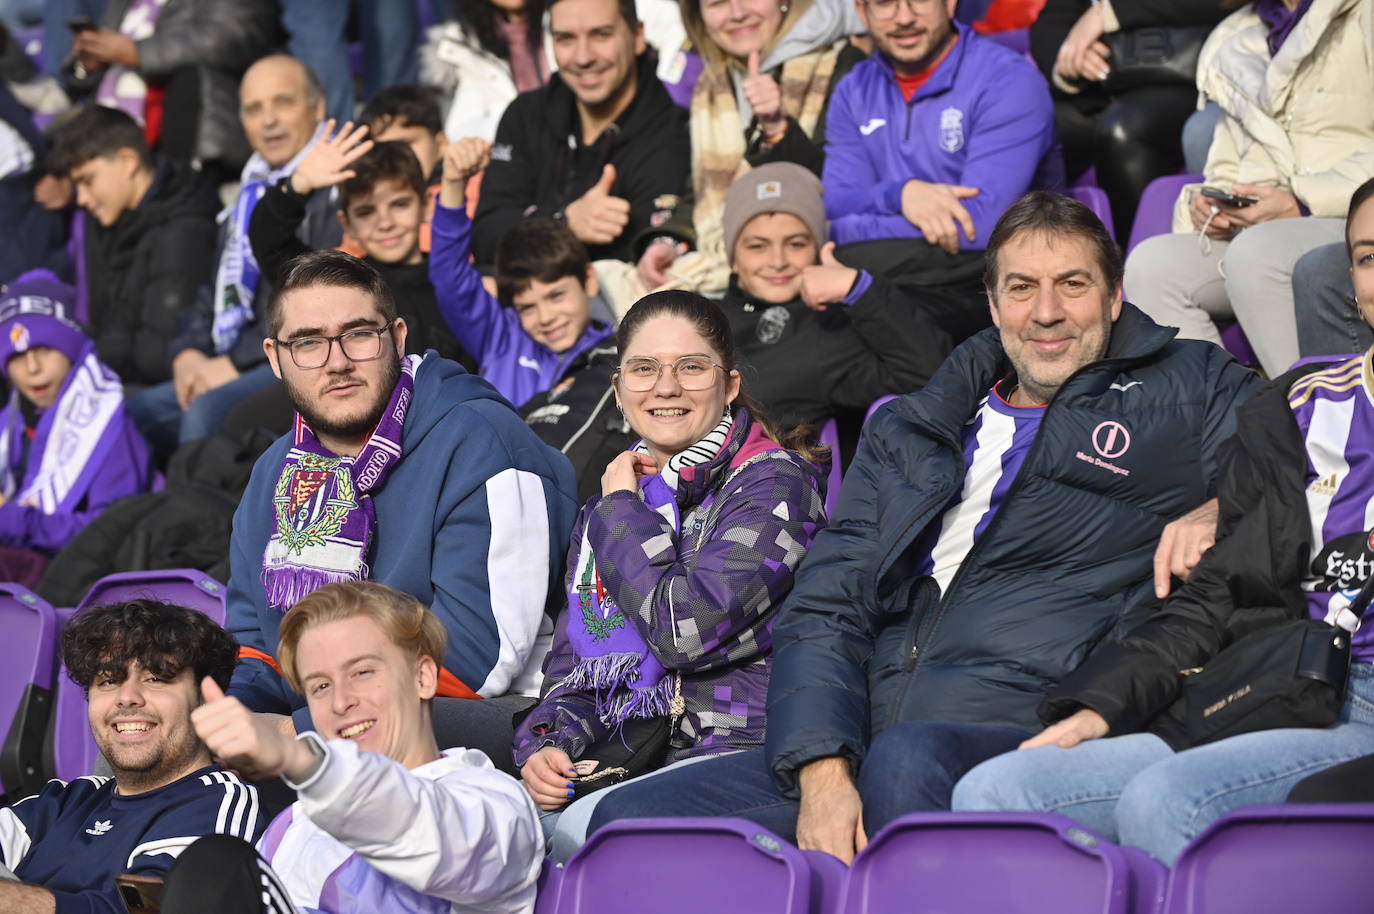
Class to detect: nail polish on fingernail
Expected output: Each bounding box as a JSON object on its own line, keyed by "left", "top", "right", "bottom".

{"left": 566, "top": 788, "right": 576, "bottom": 797}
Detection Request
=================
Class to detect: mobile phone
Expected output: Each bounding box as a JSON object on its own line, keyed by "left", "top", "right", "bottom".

{"left": 67, "top": 16, "right": 96, "bottom": 33}
{"left": 1201, "top": 187, "right": 1258, "bottom": 208}
{"left": 116, "top": 873, "right": 163, "bottom": 913}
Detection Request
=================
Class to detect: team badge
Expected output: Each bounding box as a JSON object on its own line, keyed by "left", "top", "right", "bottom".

{"left": 756, "top": 305, "right": 790, "bottom": 344}
{"left": 939, "top": 107, "right": 965, "bottom": 154}
{"left": 9, "top": 322, "right": 29, "bottom": 353}
{"left": 272, "top": 454, "right": 356, "bottom": 554}
{"left": 576, "top": 556, "right": 625, "bottom": 642}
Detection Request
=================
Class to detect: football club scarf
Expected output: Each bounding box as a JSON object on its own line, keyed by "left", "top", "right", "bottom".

{"left": 562, "top": 410, "right": 734, "bottom": 724}
{"left": 211, "top": 124, "right": 324, "bottom": 354}
{"left": 260, "top": 354, "right": 419, "bottom": 610}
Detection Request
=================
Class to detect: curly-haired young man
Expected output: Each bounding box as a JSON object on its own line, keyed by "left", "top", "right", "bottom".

{"left": 0, "top": 600, "right": 264, "bottom": 914}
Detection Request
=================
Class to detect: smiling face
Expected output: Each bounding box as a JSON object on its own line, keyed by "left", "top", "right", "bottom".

{"left": 88, "top": 661, "right": 211, "bottom": 794}
{"left": 988, "top": 230, "right": 1121, "bottom": 406}
{"left": 733, "top": 212, "right": 818, "bottom": 304}
{"left": 239, "top": 56, "right": 324, "bottom": 168}
{"left": 550, "top": 0, "right": 645, "bottom": 112}
{"left": 615, "top": 314, "right": 741, "bottom": 463}
{"left": 341, "top": 178, "right": 424, "bottom": 266}
{"left": 862, "top": 0, "right": 958, "bottom": 76}
{"left": 266, "top": 284, "right": 408, "bottom": 456}
{"left": 7, "top": 346, "right": 73, "bottom": 409}
{"left": 512, "top": 270, "right": 596, "bottom": 353}
{"left": 297, "top": 615, "right": 437, "bottom": 769}
{"left": 700, "top": 0, "right": 785, "bottom": 61}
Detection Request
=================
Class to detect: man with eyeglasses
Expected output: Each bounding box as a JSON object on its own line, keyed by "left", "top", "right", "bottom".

{"left": 224, "top": 249, "right": 579, "bottom": 776}
{"left": 820, "top": 0, "right": 1059, "bottom": 343}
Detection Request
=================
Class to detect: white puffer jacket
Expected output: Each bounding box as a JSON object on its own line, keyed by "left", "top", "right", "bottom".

{"left": 1172, "top": 0, "right": 1374, "bottom": 230}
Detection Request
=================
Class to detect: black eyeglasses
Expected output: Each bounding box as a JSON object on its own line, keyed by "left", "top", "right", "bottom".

{"left": 273, "top": 321, "right": 394, "bottom": 370}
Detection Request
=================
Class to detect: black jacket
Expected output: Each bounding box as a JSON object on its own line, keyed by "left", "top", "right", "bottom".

{"left": 722, "top": 273, "right": 950, "bottom": 429}
{"left": 763, "top": 304, "right": 1259, "bottom": 794}
{"left": 472, "top": 52, "right": 690, "bottom": 265}
{"left": 1041, "top": 363, "right": 1336, "bottom": 749}
{"left": 84, "top": 157, "right": 220, "bottom": 386}
{"left": 247, "top": 181, "right": 474, "bottom": 368}
{"left": 518, "top": 343, "right": 633, "bottom": 504}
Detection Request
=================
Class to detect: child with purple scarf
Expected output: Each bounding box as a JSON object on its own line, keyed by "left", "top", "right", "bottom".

{"left": 512, "top": 290, "right": 828, "bottom": 861}
{"left": 0, "top": 271, "right": 154, "bottom": 581}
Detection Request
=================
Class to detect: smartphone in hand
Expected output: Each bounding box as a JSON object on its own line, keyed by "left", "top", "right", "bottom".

{"left": 1201, "top": 187, "right": 1259, "bottom": 208}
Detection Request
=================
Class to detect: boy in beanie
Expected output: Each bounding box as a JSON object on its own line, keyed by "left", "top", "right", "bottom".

{"left": 0, "top": 271, "right": 154, "bottom": 567}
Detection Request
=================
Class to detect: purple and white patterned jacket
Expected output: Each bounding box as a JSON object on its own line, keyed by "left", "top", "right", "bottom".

{"left": 513, "top": 414, "right": 826, "bottom": 768}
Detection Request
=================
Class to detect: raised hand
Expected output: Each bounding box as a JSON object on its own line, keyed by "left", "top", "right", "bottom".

{"left": 901, "top": 180, "right": 980, "bottom": 255}
{"left": 191, "top": 677, "right": 312, "bottom": 782}
{"left": 800, "top": 242, "right": 859, "bottom": 311}
{"left": 439, "top": 137, "right": 492, "bottom": 208}
{"left": 601, "top": 450, "right": 659, "bottom": 497}
{"left": 289, "top": 120, "right": 374, "bottom": 196}
{"left": 565, "top": 164, "right": 632, "bottom": 246}
{"left": 743, "top": 50, "right": 786, "bottom": 140}
{"left": 638, "top": 238, "right": 680, "bottom": 290}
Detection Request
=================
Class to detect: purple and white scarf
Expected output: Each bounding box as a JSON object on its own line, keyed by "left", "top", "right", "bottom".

{"left": 260, "top": 354, "right": 419, "bottom": 610}
{"left": 0, "top": 341, "right": 126, "bottom": 514}
{"left": 94, "top": 0, "right": 168, "bottom": 124}
{"left": 562, "top": 411, "right": 734, "bottom": 725}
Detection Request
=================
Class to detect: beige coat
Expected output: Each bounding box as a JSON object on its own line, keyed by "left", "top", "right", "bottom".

{"left": 1172, "top": 0, "right": 1374, "bottom": 231}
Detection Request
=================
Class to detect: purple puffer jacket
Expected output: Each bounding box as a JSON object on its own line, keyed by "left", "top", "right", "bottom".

{"left": 513, "top": 413, "right": 826, "bottom": 769}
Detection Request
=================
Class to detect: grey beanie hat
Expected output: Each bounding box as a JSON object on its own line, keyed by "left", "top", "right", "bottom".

{"left": 723, "top": 162, "right": 828, "bottom": 264}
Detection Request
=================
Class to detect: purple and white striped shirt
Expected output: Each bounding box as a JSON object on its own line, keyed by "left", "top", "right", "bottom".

{"left": 1289, "top": 352, "right": 1374, "bottom": 661}
{"left": 916, "top": 383, "right": 1045, "bottom": 595}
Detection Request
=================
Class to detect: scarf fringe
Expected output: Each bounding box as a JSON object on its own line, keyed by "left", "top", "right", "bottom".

{"left": 260, "top": 567, "right": 358, "bottom": 611}
{"left": 564, "top": 653, "right": 675, "bottom": 725}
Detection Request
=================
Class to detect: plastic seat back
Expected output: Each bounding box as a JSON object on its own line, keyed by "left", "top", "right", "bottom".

{"left": 0, "top": 585, "right": 58, "bottom": 799}
{"left": 1127, "top": 174, "right": 1202, "bottom": 255}
{"left": 1069, "top": 185, "right": 1116, "bottom": 241}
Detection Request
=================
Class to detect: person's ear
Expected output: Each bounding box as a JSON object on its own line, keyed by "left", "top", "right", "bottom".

{"left": 986, "top": 288, "right": 1002, "bottom": 329}
{"left": 312, "top": 92, "right": 326, "bottom": 123}
{"left": 390, "top": 316, "right": 409, "bottom": 355}
{"left": 1109, "top": 282, "right": 1123, "bottom": 323}
{"left": 415, "top": 655, "right": 438, "bottom": 701}
{"left": 633, "top": 21, "right": 646, "bottom": 56}
{"left": 725, "top": 368, "right": 741, "bottom": 405}
{"left": 117, "top": 147, "right": 142, "bottom": 180}
{"left": 264, "top": 338, "right": 284, "bottom": 379}
{"left": 337, "top": 209, "right": 350, "bottom": 234}
{"left": 584, "top": 264, "right": 600, "bottom": 299}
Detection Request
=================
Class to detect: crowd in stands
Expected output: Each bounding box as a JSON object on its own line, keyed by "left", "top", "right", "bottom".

{"left": 0, "top": 0, "right": 1371, "bottom": 910}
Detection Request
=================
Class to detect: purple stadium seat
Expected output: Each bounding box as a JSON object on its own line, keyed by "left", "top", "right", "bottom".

{"left": 0, "top": 584, "right": 58, "bottom": 799}
{"left": 557, "top": 818, "right": 839, "bottom": 914}
{"left": 819, "top": 418, "right": 842, "bottom": 520}
{"left": 535, "top": 860, "right": 562, "bottom": 914}
{"left": 1126, "top": 174, "right": 1202, "bottom": 255}
{"left": 662, "top": 48, "right": 704, "bottom": 109}
{"left": 841, "top": 812, "right": 1166, "bottom": 914}
{"left": 1164, "top": 804, "right": 1374, "bottom": 914}
{"left": 984, "top": 27, "right": 1031, "bottom": 56}
{"left": 1069, "top": 185, "right": 1116, "bottom": 242}
{"left": 865, "top": 394, "right": 898, "bottom": 425}
{"left": 1218, "top": 323, "right": 1258, "bottom": 366}
{"left": 48, "top": 571, "right": 228, "bottom": 781}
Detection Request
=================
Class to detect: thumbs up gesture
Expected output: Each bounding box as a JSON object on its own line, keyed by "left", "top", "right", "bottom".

{"left": 191, "top": 677, "right": 311, "bottom": 781}
{"left": 800, "top": 242, "right": 859, "bottom": 311}
{"left": 564, "top": 163, "right": 632, "bottom": 246}
{"left": 742, "top": 51, "right": 786, "bottom": 141}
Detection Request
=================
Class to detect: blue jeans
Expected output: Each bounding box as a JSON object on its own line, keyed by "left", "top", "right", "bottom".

{"left": 1294, "top": 241, "right": 1370, "bottom": 358}
{"left": 280, "top": 0, "right": 418, "bottom": 123}
{"left": 952, "top": 663, "right": 1374, "bottom": 864}
{"left": 126, "top": 362, "right": 279, "bottom": 457}
{"left": 588, "top": 722, "right": 1032, "bottom": 842}
{"left": 1181, "top": 101, "right": 1221, "bottom": 176}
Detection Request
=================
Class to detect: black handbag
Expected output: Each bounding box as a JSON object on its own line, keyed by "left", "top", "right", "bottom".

{"left": 1102, "top": 25, "right": 1213, "bottom": 93}
{"left": 569, "top": 673, "right": 684, "bottom": 799}
{"left": 1180, "top": 575, "right": 1371, "bottom": 747}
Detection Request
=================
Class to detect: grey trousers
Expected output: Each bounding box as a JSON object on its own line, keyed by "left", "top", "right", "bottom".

{"left": 1294, "top": 240, "right": 1371, "bottom": 357}
{"left": 1124, "top": 217, "right": 1347, "bottom": 376}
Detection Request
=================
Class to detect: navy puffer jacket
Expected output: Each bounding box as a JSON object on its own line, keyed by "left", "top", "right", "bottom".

{"left": 764, "top": 303, "right": 1259, "bottom": 795}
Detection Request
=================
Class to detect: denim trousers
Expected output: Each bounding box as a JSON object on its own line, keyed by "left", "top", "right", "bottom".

{"left": 587, "top": 721, "right": 1032, "bottom": 843}
{"left": 125, "top": 362, "right": 279, "bottom": 459}
{"left": 952, "top": 663, "right": 1374, "bottom": 864}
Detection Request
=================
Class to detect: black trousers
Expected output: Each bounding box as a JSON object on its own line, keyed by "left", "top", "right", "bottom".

{"left": 1287, "top": 753, "right": 1374, "bottom": 803}
{"left": 162, "top": 835, "right": 295, "bottom": 914}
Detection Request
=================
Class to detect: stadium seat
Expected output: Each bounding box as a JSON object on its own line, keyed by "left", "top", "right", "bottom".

{"left": 0, "top": 584, "right": 59, "bottom": 800}
{"left": 1069, "top": 185, "right": 1116, "bottom": 242}
{"left": 1217, "top": 323, "right": 1258, "bottom": 366}
{"left": 1126, "top": 174, "right": 1202, "bottom": 255}
{"left": 866, "top": 395, "right": 898, "bottom": 425}
{"left": 48, "top": 571, "right": 228, "bottom": 781}
{"left": 984, "top": 27, "right": 1031, "bottom": 56}
{"left": 819, "top": 418, "right": 842, "bottom": 520}
{"left": 535, "top": 860, "right": 562, "bottom": 914}
{"left": 557, "top": 818, "right": 839, "bottom": 914}
{"left": 1164, "top": 804, "right": 1374, "bottom": 914}
{"left": 840, "top": 812, "right": 1166, "bottom": 914}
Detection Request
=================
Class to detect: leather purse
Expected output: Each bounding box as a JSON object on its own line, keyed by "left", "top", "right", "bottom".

{"left": 1102, "top": 25, "right": 1214, "bottom": 93}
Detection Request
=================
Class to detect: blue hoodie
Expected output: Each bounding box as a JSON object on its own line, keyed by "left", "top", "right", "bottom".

{"left": 226, "top": 354, "right": 580, "bottom": 726}
{"left": 429, "top": 202, "right": 613, "bottom": 408}
{"left": 823, "top": 21, "right": 1060, "bottom": 247}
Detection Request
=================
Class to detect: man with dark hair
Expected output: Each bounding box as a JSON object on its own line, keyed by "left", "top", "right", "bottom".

{"left": 227, "top": 250, "right": 579, "bottom": 773}
{"left": 590, "top": 191, "right": 1259, "bottom": 860}
{"left": 470, "top": 0, "right": 690, "bottom": 266}
{"left": 47, "top": 105, "right": 219, "bottom": 389}
{"left": 0, "top": 600, "right": 264, "bottom": 912}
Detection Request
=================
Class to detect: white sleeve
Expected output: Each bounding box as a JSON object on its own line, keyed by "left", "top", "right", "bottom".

{"left": 291, "top": 737, "right": 542, "bottom": 913}
{"left": 0, "top": 809, "right": 30, "bottom": 872}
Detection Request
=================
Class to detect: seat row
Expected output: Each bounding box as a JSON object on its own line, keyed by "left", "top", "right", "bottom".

{"left": 0, "top": 570, "right": 227, "bottom": 801}
{"left": 538, "top": 807, "right": 1374, "bottom": 914}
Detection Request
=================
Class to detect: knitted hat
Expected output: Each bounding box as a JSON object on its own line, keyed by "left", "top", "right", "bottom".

{"left": 722, "top": 162, "right": 828, "bottom": 265}
{"left": 0, "top": 270, "right": 88, "bottom": 365}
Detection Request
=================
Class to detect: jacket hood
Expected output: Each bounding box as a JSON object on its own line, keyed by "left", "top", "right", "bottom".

{"left": 761, "top": 0, "right": 863, "bottom": 70}
{"left": 675, "top": 409, "right": 824, "bottom": 508}
{"left": 895, "top": 301, "right": 1178, "bottom": 445}
{"left": 115, "top": 157, "right": 220, "bottom": 240}
{"left": 402, "top": 352, "right": 515, "bottom": 447}
{"left": 540, "top": 51, "right": 673, "bottom": 145}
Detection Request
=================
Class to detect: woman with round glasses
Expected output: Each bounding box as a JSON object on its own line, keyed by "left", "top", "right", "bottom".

{"left": 512, "top": 289, "right": 828, "bottom": 860}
